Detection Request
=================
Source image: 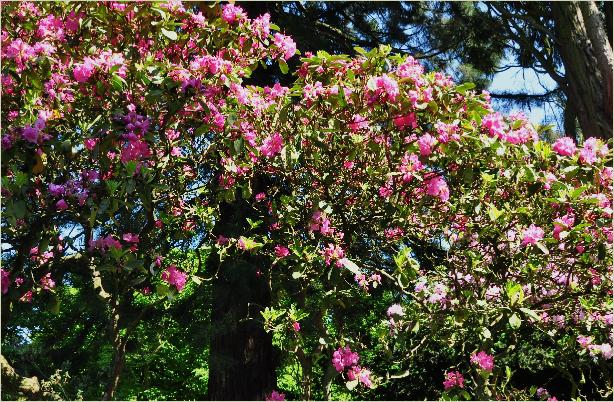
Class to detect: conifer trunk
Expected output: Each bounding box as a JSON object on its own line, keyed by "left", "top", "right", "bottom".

{"left": 206, "top": 191, "right": 276, "bottom": 400}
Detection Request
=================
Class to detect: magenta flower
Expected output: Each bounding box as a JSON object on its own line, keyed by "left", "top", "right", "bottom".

{"left": 48, "top": 183, "right": 65, "bottom": 197}
{"left": 425, "top": 176, "right": 450, "bottom": 202}
{"left": 292, "top": 321, "right": 300, "bottom": 332}
{"left": 443, "top": 371, "right": 465, "bottom": 390}
{"left": 40, "top": 273, "right": 56, "bottom": 291}
{"left": 22, "top": 125, "right": 39, "bottom": 143}
{"left": 552, "top": 137, "right": 577, "bottom": 157}
{"left": 273, "top": 33, "right": 297, "bottom": 60}
{"left": 470, "top": 351, "right": 494, "bottom": 372}
{"left": 265, "top": 390, "right": 286, "bottom": 401}
{"left": 387, "top": 304, "right": 405, "bottom": 318}
{"left": 521, "top": 224, "right": 544, "bottom": 246}
{"left": 73, "top": 59, "right": 95, "bottom": 83}
{"left": 221, "top": 3, "right": 246, "bottom": 24}
{"left": 274, "top": 245, "right": 290, "bottom": 258}
{"left": 417, "top": 133, "right": 436, "bottom": 156}
{"left": 122, "top": 233, "right": 139, "bottom": 244}
{"left": 332, "top": 346, "right": 360, "bottom": 372}
{"left": 161, "top": 265, "right": 188, "bottom": 292}
{"left": 259, "top": 133, "right": 284, "bottom": 158}
{"left": 1, "top": 269, "right": 10, "bottom": 294}
{"left": 56, "top": 199, "right": 69, "bottom": 211}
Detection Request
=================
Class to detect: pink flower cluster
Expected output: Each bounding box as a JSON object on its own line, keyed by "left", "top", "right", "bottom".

{"left": 393, "top": 112, "right": 417, "bottom": 130}
{"left": 425, "top": 176, "right": 450, "bottom": 203}
{"left": 482, "top": 112, "right": 537, "bottom": 144}
{"left": 347, "top": 365, "right": 373, "bottom": 388}
{"left": 161, "top": 265, "right": 188, "bottom": 292}
{"left": 443, "top": 370, "right": 465, "bottom": 390}
{"left": 399, "top": 153, "right": 423, "bottom": 183}
{"left": 332, "top": 346, "right": 360, "bottom": 372}
{"left": 417, "top": 133, "right": 436, "bottom": 156}
{"left": 89, "top": 235, "right": 122, "bottom": 252}
{"left": 273, "top": 33, "right": 297, "bottom": 60}
{"left": 470, "top": 351, "right": 494, "bottom": 372}
{"left": 258, "top": 133, "right": 284, "bottom": 158}
{"left": 577, "top": 335, "right": 613, "bottom": 360}
{"left": 1, "top": 269, "right": 10, "bottom": 294}
{"left": 265, "top": 391, "right": 286, "bottom": 401}
{"left": 367, "top": 74, "right": 399, "bottom": 103}
{"left": 309, "top": 211, "right": 334, "bottom": 236}
{"left": 354, "top": 272, "right": 381, "bottom": 291}
{"left": 39, "top": 272, "right": 55, "bottom": 291}
{"left": 321, "top": 243, "right": 345, "bottom": 266}
{"left": 274, "top": 245, "right": 290, "bottom": 258}
{"left": 552, "top": 137, "right": 577, "bottom": 157}
{"left": 521, "top": 224, "right": 544, "bottom": 246}
{"left": 387, "top": 304, "right": 405, "bottom": 317}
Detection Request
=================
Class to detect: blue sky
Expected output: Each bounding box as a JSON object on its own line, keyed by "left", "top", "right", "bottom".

{"left": 488, "top": 62, "right": 563, "bottom": 131}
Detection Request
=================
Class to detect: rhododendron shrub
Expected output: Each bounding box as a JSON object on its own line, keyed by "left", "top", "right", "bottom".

{"left": 1, "top": 1, "right": 612, "bottom": 401}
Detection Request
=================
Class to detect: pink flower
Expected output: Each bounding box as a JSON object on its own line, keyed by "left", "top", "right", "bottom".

{"left": 216, "top": 235, "right": 229, "bottom": 246}
{"left": 552, "top": 137, "right": 577, "bottom": 157}
{"left": 259, "top": 133, "right": 284, "bottom": 158}
{"left": 365, "top": 74, "right": 399, "bottom": 103}
{"left": 1, "top": 269, "right": 10, "bottom": 294}
{"left": 122, "top": 233, "right": 139, "bottom": 243}
{"left": 482, "top": 112, "right": 506, "bottom": 138}
{"left": 221, "top": 3, "right": 246, "bottom": 24}
{"left": 332, "top": 347, "right": 360, "bottom": 372}
{"left": 266, "top": 391, "right": 286, "bottom": 401}
{"left": 40, "top": 273, "right": 55, "bottom": 290}
{"left": 348, "top": 114, "right": 369, "bottom": 132}
{"left": 20, "top": 290, "right": 33, "bottom": 303}
{"left": 443, "top": 371, "right": 465, "bottom": 390}
{"left": 48, "top": 183, "right": 65, "bottom": 197}
{"left": 273, "top": 33, "right": 296, "bottom": 60}
{"left": 521, "top": 224, "right": 544, "bottom": 246}
{"left": 274, "top": 245, "right": 290, "bottom": 258}
{"left": 579, "top": 137, "right": 606, "bottom": 164}
{"left": 56, "top": 199, "right": 69, "bottom": 211}
{"left": 161, "top": 265, "right": 188, "bottom": 292}
{"left": 255, "top": 192, "right": 266, "bottom": 201}
{"left": 470, "top": 351, "right": 494, "bottom": 372}
{"left": 358, "top": 367, "right": 372, "bottom": 388}
{"left": 73, "top": 59, "right": 95, "bottom": 83}
{"left": 393, "top": 113, "right": 418, "bottom": 130}
{"left": 292, "top": 321, "right": 300, "bottom": 332}
{"left": 321, "top": 243, "right": 345, "bottom": 266}
{"left": 417, "top": 133, "right": 436, "bottom": 156}
{"left": 425, "top": 176, "right": 450, "bottom": 202}
{"left": 22, "top": 125, "right": 39, "bottom": 143}
{"left": 553, "top": 214, "right": 574, "bottom": 240}
{"left": 387, "top": 304, "right": 404, "bottom": 317}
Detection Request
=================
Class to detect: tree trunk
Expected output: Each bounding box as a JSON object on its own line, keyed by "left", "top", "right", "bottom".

{"left": 206, "top": 190, "right": 276, "bottom": 400}
{"left": 551, "top": 1, "right": 613, "bottom": 140}
{"left": 102, "top": 295, "right": 126, "bottom": 400}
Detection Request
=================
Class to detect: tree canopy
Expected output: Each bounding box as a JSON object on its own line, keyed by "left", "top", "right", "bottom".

{"left": 1, "top": 1, "right": 612, "bottom": 401}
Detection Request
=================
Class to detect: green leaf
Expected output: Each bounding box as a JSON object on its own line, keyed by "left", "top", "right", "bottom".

{"left": 519, "top": 307, "right": 540, "bottom": 321}
{"left": 278, "top": 59, "right": 289, "bottom": 74}
{"left": 161, "top": 28, "right": 178, "bottom": 40}
{"left": 487, "top": 204, "right": 503, "bottom": 221}
{"left": 509, "top": 313, "right": 522, "bottom": 329}
{"left": 505, "top": 281, "right": 524, "bottom": 306}
{"left": 456, "top": 82, "right": 475, "bottom": 94}
{"left": 339, "top": 258, "right": 361, "bottom": 276}
{"left": 291, "top": 271, "right": 302, "bottom": 279}
{"left": 536, "top": 242, "right": 549, "bottom": 255}
{"left": 346, "top": 379, "right": 358, "bottom": 391}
